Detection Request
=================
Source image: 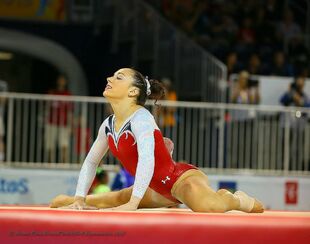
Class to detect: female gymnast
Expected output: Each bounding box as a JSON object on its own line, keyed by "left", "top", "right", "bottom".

{"left": 50, "top": 68, "right": 264, "bottom": 213}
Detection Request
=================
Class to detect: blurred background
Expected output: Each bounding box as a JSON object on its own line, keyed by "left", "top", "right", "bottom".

{"left": 0, "top": 0, "right": 309, "bottom": 210}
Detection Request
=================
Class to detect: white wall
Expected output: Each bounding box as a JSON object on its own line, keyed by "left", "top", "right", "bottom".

{"left": 207, "top": 174, "right": 310, "bottom": 211}
{"left": 229, "top": 74, "right": 310, "bottom": 105}
{"left": 0, "top": 168, "right": 309, "bottom": 210}
{"left": 260, "top": 76, "right": 310, "bottom": 105}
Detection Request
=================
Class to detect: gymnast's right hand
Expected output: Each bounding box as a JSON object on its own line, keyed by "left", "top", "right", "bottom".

{"left": 59, "top": 196, "right": 98, "bottom": 210}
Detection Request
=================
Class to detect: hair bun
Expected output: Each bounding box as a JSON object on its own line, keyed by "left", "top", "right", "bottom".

{"left": 149, "top": 79, "right": 165, "bottom": 101}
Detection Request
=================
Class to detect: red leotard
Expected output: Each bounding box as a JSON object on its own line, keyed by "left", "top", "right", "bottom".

{"left": 75, "top": 108, "right": 198, "bottom": 203}
{"left": 105, "top": 109, "right": 198, "bottom": 202}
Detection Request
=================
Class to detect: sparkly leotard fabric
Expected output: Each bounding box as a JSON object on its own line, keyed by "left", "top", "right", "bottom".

{"left": 75, "top": 108, "right": 197, "bottom": 202}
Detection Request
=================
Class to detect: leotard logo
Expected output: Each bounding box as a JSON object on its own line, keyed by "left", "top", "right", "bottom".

{"left": 161, "top": 176, "right": 171, "bottom": 184}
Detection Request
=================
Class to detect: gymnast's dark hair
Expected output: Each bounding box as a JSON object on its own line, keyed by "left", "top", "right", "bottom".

{"left": 131, "top": 69, "right": 165, "bottom": 106}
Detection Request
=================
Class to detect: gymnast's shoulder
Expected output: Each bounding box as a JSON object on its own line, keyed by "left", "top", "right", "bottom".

{"left": 131, "top": 107, "right": 158, "bottom": 127}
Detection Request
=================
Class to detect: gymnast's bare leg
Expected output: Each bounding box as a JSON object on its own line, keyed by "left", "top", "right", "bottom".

{"left": 51, "top": 170, "right": 263, "bottom": 213}
{"left": 50, "top": 186, "right": 177, "bottom": 209}
{"left": 171, "top": 169, "right": 264, "bottom": 213}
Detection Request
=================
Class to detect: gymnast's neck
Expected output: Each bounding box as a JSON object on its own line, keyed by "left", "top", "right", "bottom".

{"left": 109, "top": 99, "right": 143, "bottom": 123}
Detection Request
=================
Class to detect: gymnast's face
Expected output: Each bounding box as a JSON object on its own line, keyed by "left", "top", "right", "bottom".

{"left": 103, "top": 68, "right": 139, "bottom": 100}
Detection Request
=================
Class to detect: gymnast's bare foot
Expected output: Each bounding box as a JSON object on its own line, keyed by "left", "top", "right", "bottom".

{"left": 217, "top": 189, "right": 264, "bottom": 213}
{"left": 251, "top": 199, "right": 264, "bottom": 213}
{"left": 235, "top": 191, "right": 264, "bottom": 213}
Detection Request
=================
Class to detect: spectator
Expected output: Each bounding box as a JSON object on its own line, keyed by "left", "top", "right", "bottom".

{"left": 209, "top": 14, "right": 238, "bottom": 56}
{"left": 235, "top": 0, "right": 257, "bottom": 23}
{"left": 230, "top": 70, "right": 260, "bottom": 169}
{"left": 247, "top": 53, "right": 265, "bottom": 75}
{"left": 74, "top": 114, "right": 91, "bottom": 163}
{"left": 91, "top": 168, "right": 111, "bottom": 194}
{"left": 254, "top": 7, "right": 278, "bottom": 62}
{"left": 280, "top": 76, "right": 310, "bottom": 107}
{"left": 299, "top": 67, "right": 309, "bottom": 78}
{"left": 193, "top": 1, "right": 211, "bottom": 39}
{"left": 255, "top": 7, "right": 276, "bottom": 45}
{"left": 166, "top": 0, "right": 196, "bottom": 32}
{"left": 153, "top": 0, "right": 307, "bottom": 83}
{"left": 222, "top": 15, "right": 238, "bottom": 40}
{"left": 157, "top": 78, "right": 177, "bottom": 129}
{"left": 226, "top": 52, "right": 242, "bottom": 78}
{"left": 238, "top": 17, "right": 256, "bottom": 45}
{"left": 277, "top": 10, "right": 302, "bottom": 45}
{"left": 45, "top": 74, "right": 72, "bottom": 163}
{"left": 288, "top": 35, "right": 310, "bottom": 75}
{"left": 183, "top": 1, "right": 208, "bottom": 35}
{"left": 270, "top": 51, "right": 294, "bottom": 76}
{"left": 264, "top": 0, "right": 282, "bottom": 22}
{"left": 231, "top": 70, "right": 260, "bottom": 104}
{"left": 111, "top": 166, "right": 134, "bottom": 191}
{"left": 280, "top": 76, "right": 309, "bottom": 170}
